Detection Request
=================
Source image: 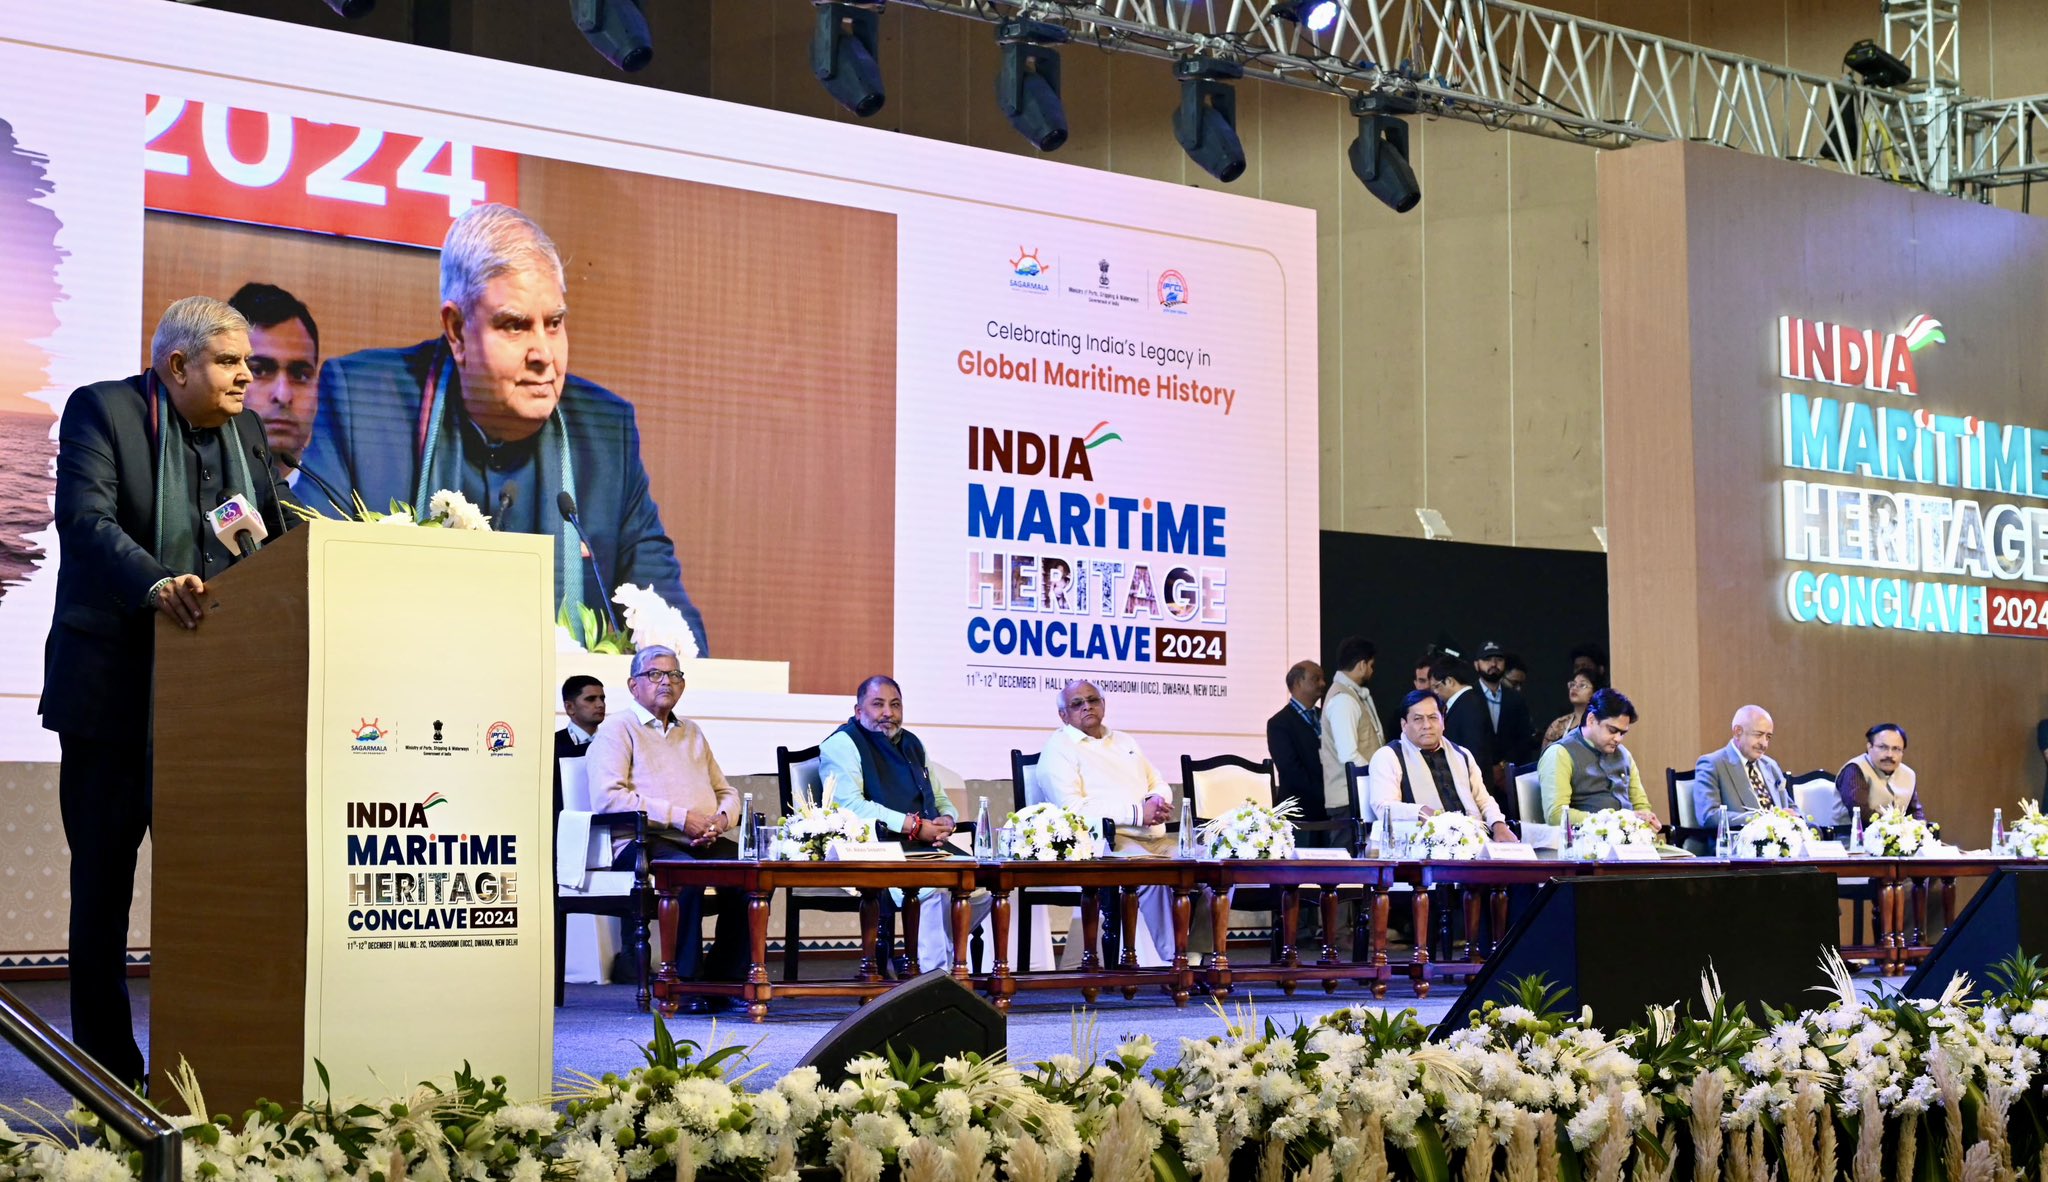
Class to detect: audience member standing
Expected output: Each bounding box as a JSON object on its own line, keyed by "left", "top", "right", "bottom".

{"left": 1543, "top": 670, "right": 1602, "bottom": 748}
{"left": 1319, "top": 637, "right": 1384, "bottom": 832}
{"left": 1473, "top": 641, "right": 1536, "bottom": 768}
{"left": 1268, "top": 660, "right": 1327, "bottom": 820}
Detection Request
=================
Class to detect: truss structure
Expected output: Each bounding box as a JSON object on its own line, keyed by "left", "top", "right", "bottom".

{"left": 877, "top": 0, "right": 2048, "bottom": 197}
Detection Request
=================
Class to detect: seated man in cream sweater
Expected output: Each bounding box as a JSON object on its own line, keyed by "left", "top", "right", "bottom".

{"left": 585, "top": 645, "right": 744, "bottom": 1011}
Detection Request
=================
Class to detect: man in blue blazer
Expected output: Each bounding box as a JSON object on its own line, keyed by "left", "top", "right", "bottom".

{"left": 1692, "top": 704, "right": 1789, "bottom": 837}
{"left": 43, "top": 296, "right": 294, "bottom": 1084}
{"left": 295, "top": 204, "right": 707, "bottom": 654}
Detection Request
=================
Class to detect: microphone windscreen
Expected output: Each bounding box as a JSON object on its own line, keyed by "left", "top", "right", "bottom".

{"left": 557, "top": 491, "right": 579, "bottom": 518}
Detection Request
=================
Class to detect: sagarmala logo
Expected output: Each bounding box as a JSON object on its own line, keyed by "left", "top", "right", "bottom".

{"left": 1008, "top": 247, "right": 1052, "bottom": 294}
{"left": 968, "top": 420, "right": 1123, "bottom": 482}
{"left": 351, "top": 718, "right": 392, "bottom": 752}
{"left": 1778, "top": 313, "right": 1944, "bottom": 396}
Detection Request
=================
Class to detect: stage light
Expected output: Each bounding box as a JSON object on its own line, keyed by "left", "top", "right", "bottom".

{"left": 1348, "top": 95, "right": 1421, "bottom": 213}
{"left": 1843, "top": 39, "right": 1911, "bottom": 89}
{"left": 570, "top": 0, "right": 653, "bottom": 73}
{"left": 1272, "top": 0, "right": 1340, "bottom": 34}
{"left": 1172, "top": 59, "right": 1246, "bottom": 183}
{"left": 997, "top": 20, "right": 1070, "bottom": 152}
{"left": 812, "top": 2, "right": 886, "bottom": 118}
{"left": 319, "top": 0, "right": 375, "bottom": 16}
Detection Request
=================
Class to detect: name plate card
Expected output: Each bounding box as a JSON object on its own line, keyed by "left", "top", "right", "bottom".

{"left": 1291, "top": 848, "right": 1353, "bottom": 861}
{"left": 1605, "top": 845, "right": 1659, "bottom": 862}
{"left": 827, "top": 840, "right": 907, "bottom": 862}
{"left": 1482, "top": 842, "right": 1542, "bottom": 861}
{"left": 1804, "top": 840, "right": 1849, "bottom": 858}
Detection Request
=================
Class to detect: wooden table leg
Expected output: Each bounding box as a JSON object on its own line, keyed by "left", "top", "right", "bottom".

{"left": 1080, "top": 893, "right": 1102, "bottom": 1004}
{"left": 1463, "top": 887, "right": 1483, "bottom": 964}
{"left": 1940, "top": 877, "right": 1956, "bottom": 940}
{"left": 1371, "top": 887, "right": 1391, "bottom": 999}
{"left": 1490, "top": 887, "right": 1510, "bottom": 958}
{"left": 1879, "top": 880, "right": 1900, "bottom": 976}
{"left": 1912, "top": 878, "right": 1929, "bottom": 950}
{"left": 1120, "top": 887, "right": 1141, "bottom": 999}
{"left": 1205, "top": 885, "right": 1233, "bottom": 997}
{"left": 950, "top": 889, "right": 972, "bottom": 984}
{"left": 1170, "top": 884, "right": 1193, "bottom": 1007}
{"left": 746, "top": 889, "right": 772, "bottom": 1022}
{"left": 1320, "top": 890, "right": 1340, "bottom": 995}
{"left": 1279, "top": 885, "right": 1302, "bottom": 996}
{"left": 989, "top": 888, "right": 1014, "bottom": 1012}
{"left": 1411, "top": 890, "right": 1432, "bottom": 998}
{"left": 856, "top": 890, "right": 881, "bottom": 988}
{"left": 653, "top": 887, "right": 682, "bottom": 1015}
{"left": 901, "top": 889, "right": 923, "bottom": 977}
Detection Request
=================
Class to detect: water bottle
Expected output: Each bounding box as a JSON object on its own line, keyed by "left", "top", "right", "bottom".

{"left": 1177, "top": 798, "right": 1195, "bottom": 858}
{"left": 1850, "top": 806, "right": 1863, "bottom": 853}
{"left": 739, "top": 791, "right": 755, "bottom": 858}
{"left": 1994, "top": 808, "right": 2006, "bottom": 855}
{"left": 974, "top": 797, "right": 994, "bottom": 859}
{"left": 1714, "top": 809, "right": 1731, "bottom": 859}
{"left": 1564, "top": 813, "right": 1577, "bottom": 856}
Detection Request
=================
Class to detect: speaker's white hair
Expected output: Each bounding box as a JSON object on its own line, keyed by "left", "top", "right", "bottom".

{"left": 439, "top": 203, "right": 566, "bottom": 315}
{"left": 150, "top": 296, "right": 248, "bottom": 373}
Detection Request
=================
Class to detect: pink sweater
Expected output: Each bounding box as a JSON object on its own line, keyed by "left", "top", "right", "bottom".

{"left": 586, "top": 707, "right": 739, "bottom": 835}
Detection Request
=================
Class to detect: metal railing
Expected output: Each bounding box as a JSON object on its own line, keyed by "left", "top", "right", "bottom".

{"left": 0, "top": 983, "right": 182, "bottom": 1182}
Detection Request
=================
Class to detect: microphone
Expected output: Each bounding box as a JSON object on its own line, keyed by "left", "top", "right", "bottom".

{"left": 497, "top": 481, "right": 519, "bottom": 525}
{"left": 209, "top": 493, "right": 268, "bottom": 558}
{"left": 274, "top": 452, "right": 356, "bottom": 518}
{"left": 557, "top": 491, "right": 621, "bottom": 633}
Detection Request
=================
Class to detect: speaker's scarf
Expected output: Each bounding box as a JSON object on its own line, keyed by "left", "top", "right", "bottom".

{"left": 147, "top": 370, "right": 258, "bottom": 575}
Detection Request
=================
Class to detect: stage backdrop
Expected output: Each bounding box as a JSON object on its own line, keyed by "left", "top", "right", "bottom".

{"left": 0, "top": 0, "right": 1318, "bottom": 780}
{"left": 1601, "top": 142, "right": 2048, "bottom": 843}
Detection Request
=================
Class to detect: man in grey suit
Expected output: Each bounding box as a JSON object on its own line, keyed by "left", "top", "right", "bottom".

{"left": 1693, "top": 705, "right": 1789, "bottom": 840}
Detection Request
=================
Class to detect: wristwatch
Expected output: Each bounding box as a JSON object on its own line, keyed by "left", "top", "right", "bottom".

{"left": 145, "top": 577, "right": 173, "bottom": 609}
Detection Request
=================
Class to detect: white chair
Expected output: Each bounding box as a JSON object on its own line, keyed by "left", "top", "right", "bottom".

{"left": 1667, "top": 768, "right": 1713, "bottom": 854}
{"left": 1184, "top": 755, "right": 1273, "bottom": 823}
{"left": 554, "top": 756, "right": 650, "bottom": 1008}
{"left": 1513, "top": 762, "right": 1542, "bottom": 828}
{"left": 1790, "top": 770, "right": 1842, "bottom": 832}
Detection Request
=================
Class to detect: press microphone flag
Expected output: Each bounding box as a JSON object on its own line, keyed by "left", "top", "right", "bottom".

{"left": 208, "top": 493, "right": 268, "bottom": 557}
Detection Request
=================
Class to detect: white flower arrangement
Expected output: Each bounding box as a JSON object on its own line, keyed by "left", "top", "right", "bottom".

{"left": 291, "top": 488, "right": 492, "bottom": 530}
{"left": 426, "top": 488, "right": 492, "bottom": 530}
{"left": 1569, "top": 808, "right": 1658, "bottom": 861}
{"left": 1197, "top": 798, "right": 1300, "bottom": 860}
{"left": 2010, "top": 800, "right": 2048, "bottom": 858}
{"left": 611, "top": 582, "right": 702, "bottom": 659}
{"left": 1411, "top": 811, "right": 1487, "bottom": 860}
{"left": 1733, "top": 805, "right": 1809, "bottom": 858}
{"left": 1003, "top": 801, "right": 1097, "bottom": 861}
{"left": 769, "top": 800, "right": 871, "bottom": 861}
{"left": 1863, "top": 805, "right": 1934, "bottom": 856}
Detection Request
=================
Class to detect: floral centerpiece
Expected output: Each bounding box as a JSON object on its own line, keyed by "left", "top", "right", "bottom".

{"left": 1003, "top": 801, "right": 1097, "bottom": 861}
{"left": 1863, "top": 805, "right": 1934, "bottom": 856}
{"left": 289, "top": 487, "right": 493, "bottom": 530}
{"left": 768, "top": 800, "right": 870, "bottom": 861}
{"left": 1198, "top": 798, "right": 1300, "bottom": 860}
{"left": 1570, "top": 808, "right": 1658, "bottom": 861}
{"left": 611, "top": 583, "right": 702, "bottom": 659}
{"left": 2010, "top": 800, "right": 2048, "bottom": 858}
{"left": 1411, "top": 811, "right": 1487, "bottom": 860}
{"left": 1733, "top": 805, "right": 1809, "bottom": 858}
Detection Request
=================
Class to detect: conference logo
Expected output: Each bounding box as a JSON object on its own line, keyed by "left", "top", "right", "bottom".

{"left": 1158, "top": 269, "right": 1190, "bottom": 313}
{"left": 1777, "top": 313, "right": 1944, "bottom": 397}
{"left": 350, "top": 717, "right": 392, "bottom": 754}
{"left": 1067, "top": 255, "right": 1141, "bottom": 308}
{"left": 1008, "top": 247, "right": 1052, "bottom": 295}
{"left": 967, "top": 420, "right": 1122, "bottom": 483}
{"left": 486, "top": 721, "right": 516, "bottom": 754}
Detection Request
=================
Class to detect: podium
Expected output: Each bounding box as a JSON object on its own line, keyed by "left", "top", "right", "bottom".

{"left": 150, "top": 520, "right": 556, "bottom": 1112}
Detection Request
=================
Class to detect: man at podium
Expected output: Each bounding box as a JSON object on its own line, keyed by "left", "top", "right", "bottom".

{"left": 41, "top": 296, "right": 295, "bottom": 1084}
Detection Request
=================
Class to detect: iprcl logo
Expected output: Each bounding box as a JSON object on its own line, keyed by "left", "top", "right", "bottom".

{"left": 1158, "top": 269, "right": 1190, "bottom": 313}
{"left": 486, "top": 721, "right": 516, "bottom": 754}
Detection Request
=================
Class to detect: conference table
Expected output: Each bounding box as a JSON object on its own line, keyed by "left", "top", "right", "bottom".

{"left": 647, "top": 853, "right": 2004, "bottom": 1019}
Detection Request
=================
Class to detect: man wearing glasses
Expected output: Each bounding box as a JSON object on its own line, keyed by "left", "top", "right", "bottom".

{"left": 585, "top": 646, "right": 745, "bottom": 1009}
{"left": 1537, "top": 688, "right": 1660, "bottom": 828}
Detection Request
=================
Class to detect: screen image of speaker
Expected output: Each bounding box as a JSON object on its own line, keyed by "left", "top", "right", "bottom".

{"left": 1433, "top": 869, "right": 1839, "bottom": 1037}
{"left": 1902, "top": 868, "right": 2048, "bottom": 999}
{"left": 795, "top": 970, "right": 1006, "bottom": 1087}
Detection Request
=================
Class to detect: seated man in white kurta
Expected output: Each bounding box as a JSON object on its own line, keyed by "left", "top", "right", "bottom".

{"left": 1365, "top": 689, "right": 1517, "bottom": 841}
{"left": 1039, "top": 679, "right": 1210, "bottom": 967}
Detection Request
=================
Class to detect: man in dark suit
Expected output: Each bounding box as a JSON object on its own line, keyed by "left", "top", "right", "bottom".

{"left": 1266, "top": 659, "right": 1326, "bottom": 820}
{"left": 295, "top": 203, "right": 707, "bottom": 654}
{"left": 556, "top": 674, "right": 606, "bottom": 761}
{"left": 42, "top": 296, "right": 293, "bottom": 1084}
{"left": 1473, "top": 641, "right": 1537, "bottom": 768}
{"left": 1431, "top": 656, "right": 1507, "bottom": 817}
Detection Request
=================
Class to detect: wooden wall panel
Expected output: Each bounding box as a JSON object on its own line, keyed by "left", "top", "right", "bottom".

{"left": 1334, "top": 136, "right": 1427, "bottom": 537}
{"left": 706, "top": 0, "right": 775, "bottom": 111}
{"left": 1103, "top": 53, "right": 1187, "bottom": 186}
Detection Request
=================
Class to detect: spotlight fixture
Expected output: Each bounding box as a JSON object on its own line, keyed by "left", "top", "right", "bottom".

{"left": 1172, "top": 58, "right": 1246, "bottom": 183}
{"left": 1272, "top": 0, "right": 1340, "bottom": 34}
{"left": 319, "top": 0, "right": 375, "bottom": 16}
{"left": 812, "top": 2, "right": 886, "bottom": 118}
{"left": 570, "top": 0, "right": 653, "bottom": 73}
{"left": 997, "top": 20, "right": 1070, "bottom": 152}
{"left": 1843, "top": 39, "right": 1911, "bottom": 89}
{"left": 1348, "top": 93, "right": 1420, "bottom": 213}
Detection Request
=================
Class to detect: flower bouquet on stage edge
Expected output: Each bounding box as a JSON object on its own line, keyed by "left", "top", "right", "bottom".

{"left": 1411, "top": 811, "right": 1488, "bottom": 861}
{"left": 1861, "top": 805, "right": 1933, "bottom": 856}
{"left": 1569, "top": 808, "right": 1658, "bottom": 861}
{"left": 1197, "top": 798, "right": 1300, "bottom": 860}
{"left": 286, "top": 487, "right": 495, "bottom": 530}
{"left": 1003, "top": 802, "right": 1097, "bottom": 861}
{"left": 1733, "top": 805, "right": 1810, "bottom": 858}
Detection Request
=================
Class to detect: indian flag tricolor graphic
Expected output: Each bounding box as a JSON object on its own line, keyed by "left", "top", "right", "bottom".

{"left": 1081, "top": 421, "right": 1122, "bottom": 450}
{"left": 1903, "top": 315, "right": 1946, "bottom": 352}
{"left": 422, "top": 791, "right": 449, "bottom": 812}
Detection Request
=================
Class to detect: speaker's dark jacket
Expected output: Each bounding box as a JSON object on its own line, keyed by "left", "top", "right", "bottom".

{"left": 39, "top": 377, "right": 291, "bottom": 739}
{"left": 1265, "top": 703, "right": 1322, "bottom": 810}
{"left": 1494, "top": 686, "right": 1536, "bottom": 766}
